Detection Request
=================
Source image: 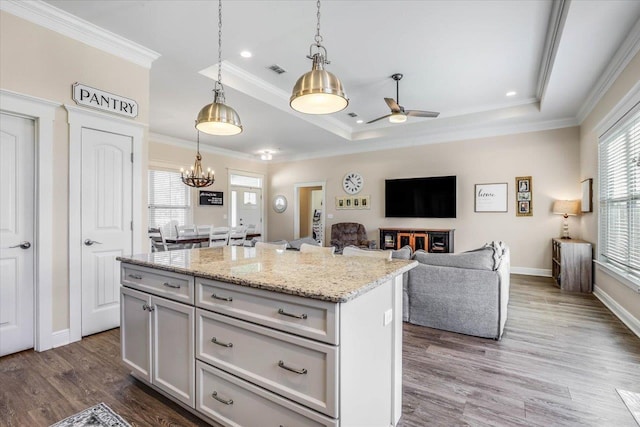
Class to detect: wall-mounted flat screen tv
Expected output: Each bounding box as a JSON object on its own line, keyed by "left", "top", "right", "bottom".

{"left": 385, "top": 176, "right": 457, "bottom": 218}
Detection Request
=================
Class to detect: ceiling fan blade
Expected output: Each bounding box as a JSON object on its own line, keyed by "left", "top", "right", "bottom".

{"left": 366, "top": 114, "right": 392, "bottom": 124}
{"left": 384, "top": 97, "right": 401, "bottom": 112}
{"left": 406, "top": 110, "right": 440, "bottom": 118}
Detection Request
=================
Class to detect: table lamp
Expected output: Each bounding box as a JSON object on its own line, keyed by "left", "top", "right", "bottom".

{"left": 552, "top": 200, "right": 580, "bottom": 239}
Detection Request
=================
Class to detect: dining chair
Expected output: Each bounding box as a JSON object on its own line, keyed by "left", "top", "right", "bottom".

{"left": 148, "top": 227, "right": 168, "bottom": 252}
{"left": 255, "top": 241, "right": 287, "bottom": 250}
{"left": 228, "top": 226, "right": 248, "bottom": 246}
{"left": 176, "top": 224, "right": 197, "bottom": 236}
{"left": 342, "top": 246, "right": 392, "bottom": 260}
{"left": 299, "top": 243, "right": 335, "bottom": 254}
{"left": 197, "top": 225, "right": 213, "bottom": 247}
{"left": 210, "top": 226, "right": 230, "bottom": 247}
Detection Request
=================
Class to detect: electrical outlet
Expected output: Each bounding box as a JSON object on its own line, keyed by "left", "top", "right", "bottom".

{"left": 383, "top": 309, "right": 393, "bottom": 326}
{"left": 327, "top": 213, "right": 334, "bottom": 219}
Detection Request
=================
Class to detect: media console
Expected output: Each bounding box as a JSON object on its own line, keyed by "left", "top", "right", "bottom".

{"left": 379, "top": 228, "right": 455, "bottom": 253}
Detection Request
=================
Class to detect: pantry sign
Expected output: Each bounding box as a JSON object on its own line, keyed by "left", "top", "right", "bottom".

{"left": 72, "top": 83, "right": 138, "bottom": 118}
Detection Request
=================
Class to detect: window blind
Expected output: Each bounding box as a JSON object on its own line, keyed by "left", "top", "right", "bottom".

{"left": 599, "top": 107, "right": 640, "bottom": 279}
{"left": 148, "top": 170, "right": 191, "bottom": 237}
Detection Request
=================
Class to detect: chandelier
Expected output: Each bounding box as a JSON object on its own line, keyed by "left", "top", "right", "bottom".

{"left": 181, "top": 130, "right": 214, "bottom": 188}
{"left": 290, "top": 0, "right": 348, "bottom": 115}
{"left": 195, "top": 0, "right": 243, "bottom": 135}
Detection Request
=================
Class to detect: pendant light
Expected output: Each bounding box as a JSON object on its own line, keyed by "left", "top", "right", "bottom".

{"left": 290, "top": 0, "right": 348, "bottom": 115}
{"left": 181, "top": 130, "right": 215, "bottom": 188}
{"left": 196, "top": 0, "right": 242, "bottom": 135}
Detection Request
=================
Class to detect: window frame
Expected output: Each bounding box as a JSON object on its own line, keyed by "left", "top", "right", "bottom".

{"left": 148, "top": 168, "right": 193, "bottom": 237}
{"left": 596, "top": 94, "right": 640, "bottom": 291}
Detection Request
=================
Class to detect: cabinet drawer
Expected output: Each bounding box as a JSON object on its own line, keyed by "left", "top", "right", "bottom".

{"left": 196, "top": 361, "right": 337, "bottom": 427}
{"left": 121, "top": 264, "right": 194, "bottom": 304}
{"left": 196, "top": 309, "right": 338, "bottom": 417}
{"left": 196, "top": 278, "right": 338, "bottom": 345}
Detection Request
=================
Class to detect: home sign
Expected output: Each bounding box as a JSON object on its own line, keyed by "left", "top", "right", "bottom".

{"left": 72, "top": 83, "right": 138, "bottom": 118}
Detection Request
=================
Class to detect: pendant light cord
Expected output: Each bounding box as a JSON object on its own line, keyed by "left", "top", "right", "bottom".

{"left": 217, "top": 0, "right": 222, "bottom": 86}
{"left": 314, "top": 0, "right": 322, "bottom": 45}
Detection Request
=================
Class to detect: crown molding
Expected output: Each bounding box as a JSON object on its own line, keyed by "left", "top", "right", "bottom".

{"left": 274, "top": 117, "right": 579, "bottom": 163}
{"left": 536, "top": 0, "right": 570, "bottom": 105}
{"left": 149, "top": 132, "right": 259, "bottom": 161}
{"left": 0, "top": 0, "right": 160, "bottom": 69}
{"left": 576, "top": 16, "right": 640, "bottom": 124}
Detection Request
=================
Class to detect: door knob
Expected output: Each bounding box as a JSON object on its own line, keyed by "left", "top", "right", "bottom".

{"left": 84, "top": 239, "right": 103, "bottom": 246}
{"left": 9, "top": 241, "right": 31, "bottom": 250}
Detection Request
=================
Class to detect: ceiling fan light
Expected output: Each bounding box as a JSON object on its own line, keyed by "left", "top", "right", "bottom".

{"left": 290, "top": 68, "right": 348, "bottom": 115}
{"left": 196, "top": 101, "right": 243, "bottom": 135}
{"left": 389, "top": 112, "right": 407, "bottom": 123}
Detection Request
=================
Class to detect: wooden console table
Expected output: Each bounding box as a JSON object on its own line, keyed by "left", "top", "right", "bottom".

{"left": 379, "top": 228, "right": 454, "bottom": 253}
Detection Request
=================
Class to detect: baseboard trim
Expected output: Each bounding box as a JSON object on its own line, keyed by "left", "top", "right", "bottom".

{"left": 51, "top": 329, "right": 70, "bottom": 348}
{"left": 511, "top": 267, "right": 551, "bottom": 277}
{"left": 593, "top": 285, "right": 640, "bottom": 339}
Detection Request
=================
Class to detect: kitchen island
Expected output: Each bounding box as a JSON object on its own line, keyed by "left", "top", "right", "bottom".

{"left": 117, "top": 246, "right": 417, "bottom": 427}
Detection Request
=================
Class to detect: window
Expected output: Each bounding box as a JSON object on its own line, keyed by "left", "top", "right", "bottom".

{"left": 148, "top": 170, "right": 191, "bottom": 237}
{"left": 598, "top": 106, "right": 640, "bottom": 282}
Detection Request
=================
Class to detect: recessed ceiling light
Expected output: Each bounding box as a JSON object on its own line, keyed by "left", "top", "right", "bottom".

{"left": 356, "top": 119, "right": 363, "bottom": 124}
{"left": 506, "top": 91, "right": 517, "bottom": 97}
{"left": 240, "top": 50, "right": 252, "bottom": 58}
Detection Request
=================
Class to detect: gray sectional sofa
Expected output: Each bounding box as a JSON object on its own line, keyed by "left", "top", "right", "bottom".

{"left": 403, "top": 242, "right": 510, "bottom": 340}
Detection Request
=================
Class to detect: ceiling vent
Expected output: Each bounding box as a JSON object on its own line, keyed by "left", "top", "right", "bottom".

{"left": 267, "top": 64, "right": 286, "bottom": 74}
{"left": 347, "top": 112, "right": 358, "bottom": 117}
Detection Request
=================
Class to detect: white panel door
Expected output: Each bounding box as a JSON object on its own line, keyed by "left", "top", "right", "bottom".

{"left": 232, "top": 187, "right": 262, "bottom": 230}
{"left": 81, "top": 128, "right": 132, "bottom": 336}
{"left": 0, "top": 113, "right": 35, "bottom": 356}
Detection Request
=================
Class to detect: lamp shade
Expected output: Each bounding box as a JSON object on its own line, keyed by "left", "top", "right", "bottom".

{"left": 196, "top": 102, "right": 243, "bottom": 136}
{"left": 290, "top": 68, "right": 348, "bottom": 115}
{"left": 552, "top": 200, "right": 580, "bottom": 216}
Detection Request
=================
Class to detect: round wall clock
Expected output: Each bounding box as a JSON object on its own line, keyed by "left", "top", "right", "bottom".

{"left": 343, "top": 172, "right": 364, "bottom": 194}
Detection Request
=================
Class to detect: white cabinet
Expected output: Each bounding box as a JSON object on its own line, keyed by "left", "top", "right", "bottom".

{"left": 120, "top": 286, "right": 195, "bottom": 407}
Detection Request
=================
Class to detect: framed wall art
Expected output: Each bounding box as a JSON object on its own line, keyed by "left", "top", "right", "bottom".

{"left": 474, "top": 183, "right": 508, "bottom": 212}
{"left": 515, "top": 176, "right": 533, "bottom": 216}
{"left": 581, "top": 178, "right": 593, "bottom": 213}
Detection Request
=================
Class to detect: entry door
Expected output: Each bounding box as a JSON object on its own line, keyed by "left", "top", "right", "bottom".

{"left": 81, "top": 128, "right": 132, "bottom": 336}
{"left": 0, "top": 113, "right": 35, "bottom": 356}
{"left": 232, "top": 187, "right": 262, "bottom": 231}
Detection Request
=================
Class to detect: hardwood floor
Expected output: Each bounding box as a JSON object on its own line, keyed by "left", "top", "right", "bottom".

{"left": 1, "top": 274, "right": 639, "bottom": 426}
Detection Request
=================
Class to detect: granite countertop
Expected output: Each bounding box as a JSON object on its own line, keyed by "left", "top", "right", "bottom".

{"left": 117, "top": 247, "right": 417, "bottom": 303}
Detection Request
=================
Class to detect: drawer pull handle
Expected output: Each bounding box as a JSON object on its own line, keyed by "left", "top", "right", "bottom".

{"left": 211, "top": 391, "right": 233, "bottom": 405}
{"left": 128, "top": 274, "right": 142, "bottom": 280}
{"left": 163, "top": 282, "right": 181, "bottom": 289}
{"left": 278, "top": 360, "right": 307, "bottom": 375}
{"left": 211, "top": 293, "right": 233, "bottom": 302}
{"left": 211, "top": 337, "right": 233, "bottom": 348}
{"left": 142, "top": 303, "right": 155, "bottom": 312}
{"left": 278, "top": 308, "right": 307, "bottom": 319}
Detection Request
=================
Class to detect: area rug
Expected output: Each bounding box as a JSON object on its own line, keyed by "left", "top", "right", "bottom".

{"left": 617, "top": 389, "right": 640, "bottom": 426}
{"left": 50, "top": 402, "right": 131, "bottom": 427}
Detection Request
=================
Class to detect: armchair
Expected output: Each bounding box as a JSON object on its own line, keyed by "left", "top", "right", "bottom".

{"left": 330, "top": 222, "right": 375, "bottom": 254}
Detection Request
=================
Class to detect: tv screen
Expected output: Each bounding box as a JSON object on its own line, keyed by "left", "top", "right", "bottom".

{"left": 385, "top": 176, "right": 457, "bottom": 218}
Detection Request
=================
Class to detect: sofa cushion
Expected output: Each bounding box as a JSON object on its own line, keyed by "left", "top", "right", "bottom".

{"left": 391, "top": 245, "right": 412, "bottom": 260}
{"left": 412, "top": 247, "right": 495, "bottom": 271}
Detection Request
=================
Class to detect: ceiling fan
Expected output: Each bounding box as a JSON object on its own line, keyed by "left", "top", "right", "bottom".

{"left": 367, "top": 73, "right": 440, "bottom": 124}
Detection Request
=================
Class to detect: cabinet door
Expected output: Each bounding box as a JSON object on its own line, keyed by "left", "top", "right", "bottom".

{"left": 414, "top": 234, "right": 427, "bottom": 251}
{"left": 120, "top": 287, "right": 152, "bottom": 382}
{"left": 152, "top": 295, "right": 195, "bottom": 407}
{"left": 398, "top": 233, "right": 411, "bottom": 249}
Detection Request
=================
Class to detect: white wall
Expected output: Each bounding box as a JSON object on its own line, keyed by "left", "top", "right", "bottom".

{"left": 268, "top": 126, "right": 581, "bottom": 273}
